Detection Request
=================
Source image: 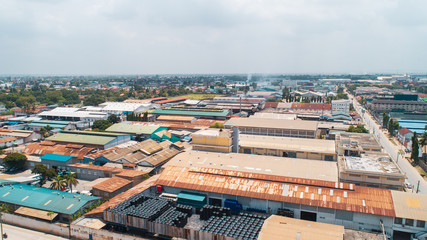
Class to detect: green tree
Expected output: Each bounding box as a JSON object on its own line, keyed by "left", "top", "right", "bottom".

{"left": 107, "top": 114, "right": 120, "bottom": 123}
{"left": 64, "top": 172, "right": 79, "bottom": 192}
{"left": 411, "top": 132, "right": 419, "bottom": 165}
{"left": 382, "top": 113, "right": 390, "bottom": 128}
{"left": 346, "top": 124, "right": 368, "bottom": 133}
{"left": 3, "top": 152, "right": 27, "bottom": 170}
{"left": 83, "top": 94, "right": 105, "bottom": 106}
{"left": 31, "top": 164, "right": 57, "bottom": 186}
{"left": 388, "top": 119, "right": 400, "bottom": 136}
{"left": 92, "top": 120, "right": 112, "bottom": 131}
{"left": 142, "top": 111, "right": 148, "bottom": 122}
{"left": 50, "top": 175, "right": 67, "bottom": 190}
{"left": 420, "top": 132, "right": 427, "bottom": 160}
{"left": 210, "top": 122, "right": 224, "bottom": 129}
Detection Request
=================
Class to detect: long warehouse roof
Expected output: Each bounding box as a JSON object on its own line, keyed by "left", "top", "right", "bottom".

{"left": 238, "top": 134, "right": 336, "bottom": 155}
{"left": 0, "top": 184, "right": 100, "bottom": 215}
{"left": 224, "top": 118, "right": 318, "bottom": 131}
{"left": 157, "top": 166, "right": 395, "bottom": 217}
{"left": 164, "top": 151, "right": 338, "bottom": 182}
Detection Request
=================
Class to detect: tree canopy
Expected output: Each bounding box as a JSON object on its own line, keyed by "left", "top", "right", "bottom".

{"left": 92, "top": 119, "right": 112, "bottom": 131}
{"left": 3, "top": 152, "right": 27, "bottom": 170}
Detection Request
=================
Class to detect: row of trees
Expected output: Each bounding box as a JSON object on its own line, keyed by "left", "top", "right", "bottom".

{"left": 126, "top": 112, "right": 149, "bottom": 122}
{"left": 411, "top": 131, "right": 427, "bottom": 164}
{"left": 382, "top": 113, "right": 400, "bottom": 136}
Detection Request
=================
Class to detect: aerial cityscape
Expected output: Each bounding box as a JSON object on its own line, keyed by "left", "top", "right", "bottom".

{"left": 0, "top": 1, "right": 426, "bottom": 240}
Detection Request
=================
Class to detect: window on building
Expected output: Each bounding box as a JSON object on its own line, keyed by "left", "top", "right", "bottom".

{"left": 405, "top": 219, "right": 414, "bottom": 226}
{"left": 394, "top": 218, "right": 403, "bottom": 224}
{"left": 349, "top": 174, "right": 361, "bottom": 177}
{"left": 387, "top": 177, "right": 399, "bottom": 181}
{"left": 416, "top": 220, "right": 425, "bottom": 228}
{"left": 367, "top": 176, "right": 380, "bottom": 179}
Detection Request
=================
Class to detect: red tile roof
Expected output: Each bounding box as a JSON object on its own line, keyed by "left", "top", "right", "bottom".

{"left": 264, "top": 102, "right": 279, "bottom": 108}
{"left": 291, "top": 103, "right": 331, "bottom": 110}
{"left": 398, "top": 128, "right": 412, "bottom": 136}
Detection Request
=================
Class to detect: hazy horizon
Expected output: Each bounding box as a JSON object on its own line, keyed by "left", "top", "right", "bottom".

{"left": 1, "top": 0, "right": 426, "bottom": 75}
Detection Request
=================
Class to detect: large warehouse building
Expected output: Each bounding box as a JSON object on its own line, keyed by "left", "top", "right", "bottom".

{"left": 155, "top": 152, "right": 427, "bottom": 239}
{"left": 224, "top": 118, "right": 318, "bottom": 138}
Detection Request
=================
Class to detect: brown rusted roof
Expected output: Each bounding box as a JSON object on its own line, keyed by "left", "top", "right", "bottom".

{"left": 92, "top": 176, "right": 132, "bottom": 193}
{"left": 22, "top": 142, "right": 95, "bottom": 160}
{"left": 138, "top": 147, "right": 181, "bottom": 167}
{"left": 115, "top": 169, "right": 148, "bottom": 178}
{"left": 68, "top": 163, "right": 123, "bottom": 174}
{"left": 264, "top": 102, "right": 279, "bottom": 108}
{"left": 156, "top": 166, "right": 396, "bottom": 217}
{"left": 86, "top": 175, "right": 159, "bottom": 216}
{"left": 0, "top": 137, "right": 16, "bottom": 144}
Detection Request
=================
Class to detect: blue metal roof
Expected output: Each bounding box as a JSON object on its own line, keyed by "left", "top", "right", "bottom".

{"left": 0, "top": 184, "right": 100, "bottom": 215}
{"left": 41, "top": 154, "right": 73, "bottom": 162}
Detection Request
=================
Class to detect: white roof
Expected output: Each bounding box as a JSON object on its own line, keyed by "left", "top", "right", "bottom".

{"left": 38, "top": 109, "right": 108, "bottom": 118}
{"left": 239, "top": 134, "right": 336, "bottom": 155}
{"left": 98, "top": 102, "right": 152, "bottom": 112}
{"left": 165, "top": 151, "right": 338, "bottom": 182}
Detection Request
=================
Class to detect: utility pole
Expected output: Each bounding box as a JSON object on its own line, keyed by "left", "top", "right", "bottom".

{"left": 417, "top": 180, "right": 420, "bottom": 193}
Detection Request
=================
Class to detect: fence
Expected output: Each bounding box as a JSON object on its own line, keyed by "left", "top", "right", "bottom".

{"left": 1, "top": 213, "right": 70, "bottom": 238}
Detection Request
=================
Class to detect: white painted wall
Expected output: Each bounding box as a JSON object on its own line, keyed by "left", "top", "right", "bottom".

{"left": 2, "top": 213, "right": 70, "bottom": 238}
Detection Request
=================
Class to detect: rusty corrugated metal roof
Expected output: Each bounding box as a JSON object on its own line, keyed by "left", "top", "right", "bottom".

{"left": 86, "top": 175, "right": 159, "bottom": 216}
{"left": 23, "top": 142, "right": 95, "bottom": 160}
{"left": 156, "top": 166, "right": 395, "bottom": 217}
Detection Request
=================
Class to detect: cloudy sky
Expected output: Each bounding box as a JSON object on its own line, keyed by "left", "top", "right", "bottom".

{"left": 1, "top": 0, "right": 426, "bottom": 75}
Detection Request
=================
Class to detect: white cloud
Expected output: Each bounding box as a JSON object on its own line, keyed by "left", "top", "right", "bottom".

{"left": 0, "top": 0, "right": 426, "bottom": 74}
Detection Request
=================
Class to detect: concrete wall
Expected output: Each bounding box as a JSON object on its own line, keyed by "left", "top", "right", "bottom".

{"left": 71, "top": 222, "right": 147, "bottom": 240}
{"left": 2, "top": 213, "right": 70, "bottom": 238}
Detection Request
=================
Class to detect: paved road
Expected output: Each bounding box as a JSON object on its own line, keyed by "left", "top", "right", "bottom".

{"left": 1, "top": 223, "right": 68, "bottom": 240}
{"left": 349, "top": 94, "right": 427, "bottom": 194}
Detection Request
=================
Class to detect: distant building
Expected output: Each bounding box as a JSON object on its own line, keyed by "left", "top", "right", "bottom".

{"left": 191, "top": 128, "right": 234, "bottom": 153}
{"left": 338, "top": 154, "right": 405, "bottom": 190}
{"left": 336, "top": 132, "right": 382, "bottom": 156}
{"left": 367, "top": 99, "right": 427, "bottom": 112}
{"left": 331, "top": 99, "right": 350, "bottom": 114}
{"left": 224, "top": 118, "right": 318, "bottom": 138}
{"left": 238, "top": 134, "right": 336, "bottom": 161}
{"left": 46, "top": 130, "right": 131, "bottom": 149}
{"left": 152, "top": 107, "right": 230, "bottom": 120}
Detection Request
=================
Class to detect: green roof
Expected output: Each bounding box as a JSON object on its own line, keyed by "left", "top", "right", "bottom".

{"left": 0, "top": 184, "right": 100, "bottom": 215}
{"left": 41, "top": 154, "right": 73, "bottom": 162}
{"left": 106, "top": 124, "right": 161, "bottom": 135}
{"left": 177, "top": 192, "right": 206, "bottom": 202}
{"left": 153, "top": 108, "right": 229, "bottom": 117}
{"left": 47, "top": 132, "right": 117, "bottom": 145}
{"left": 61, "top": 130, "right": 127, "bottom": 137}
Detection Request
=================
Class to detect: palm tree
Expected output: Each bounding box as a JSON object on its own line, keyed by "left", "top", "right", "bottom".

{"left": 64, "top": 172, "right": 79, "bottom": 192}
{"left": 50, "top": 175, "right": 66, "bottom": 190}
